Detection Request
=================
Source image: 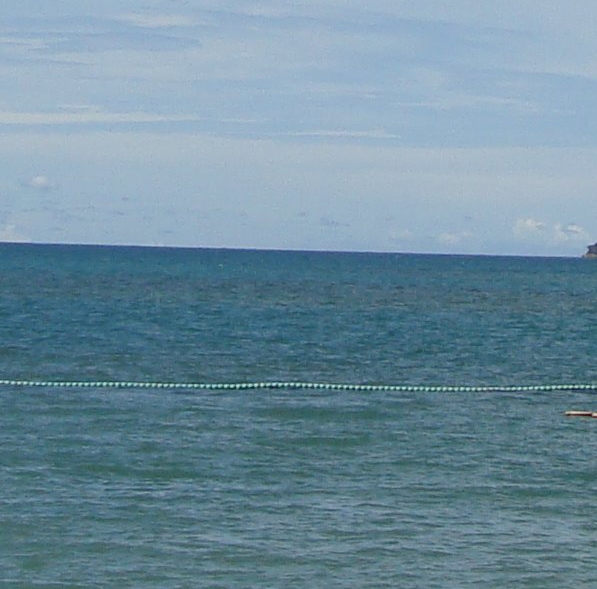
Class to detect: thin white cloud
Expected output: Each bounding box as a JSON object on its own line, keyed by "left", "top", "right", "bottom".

{"left": 2, "top": 3, "right": 596, "bottom": 149}
{"left": 26, "top": 175, "right": 57, "bottom": 191}
{"left": 514, "top": 217, "right": 546, "bottom": 237}
{"left": 283, "top": 129, "right": 401, "bottom": 140}
{"left": 561, "top": 223, "right": 586, "bottom": 236}
{"left": 0, "top": 110, "right": 203, "bottom": 125}
{"left": 514, "top": 218, "right": 589, "bottom": 244}
{"left": 0, "top": 36, "right": 49, "bottom": 52}
{"left": 389, "top": 229, "right": 415, "bottom": 242}
{"left": 437, "top": 231, "right": 472, "bottom": 245}
{"left": 0, "top": 222, "right": 28, "bottom": 242}
{"left": 403, "top": 92, "right": 544, "bottom": 115}
{"left": 117, "top": 14, "right": 199, "bottom": 28}
{"left": 554, "top": 223, "right": 590, "bottom": 243}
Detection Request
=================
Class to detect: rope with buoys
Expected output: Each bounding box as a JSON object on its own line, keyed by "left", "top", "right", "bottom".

{"left": 0, "top": 379, "right": 597, "bottom": 392}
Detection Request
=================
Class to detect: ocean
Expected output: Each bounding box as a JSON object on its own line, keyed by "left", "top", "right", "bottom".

{"left": 1, "top": 243, "right": 597, "bottom": 587}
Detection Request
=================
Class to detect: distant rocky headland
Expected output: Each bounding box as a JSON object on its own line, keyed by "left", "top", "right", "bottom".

{"left": 583, "top": 243, "right": 597, "bottom": 258}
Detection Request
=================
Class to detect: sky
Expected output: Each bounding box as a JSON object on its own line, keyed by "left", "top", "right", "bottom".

{"left": 2, "top": 1, "right": 597, "bottom": 256}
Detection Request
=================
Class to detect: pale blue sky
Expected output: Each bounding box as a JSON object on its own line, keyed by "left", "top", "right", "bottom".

{"left": 2, "top": 0, "right": 597, "bottom": 255}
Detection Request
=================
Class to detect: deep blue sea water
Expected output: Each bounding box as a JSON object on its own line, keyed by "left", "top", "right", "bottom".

{"left": 2, "top": 243, "right": 597, "bottom": 587}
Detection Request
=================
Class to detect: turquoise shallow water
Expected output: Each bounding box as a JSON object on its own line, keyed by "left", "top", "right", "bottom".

{"left": 1, "top": 244, "right": 597, "bottom": 587}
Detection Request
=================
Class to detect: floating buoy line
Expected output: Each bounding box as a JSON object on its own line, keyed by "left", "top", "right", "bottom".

{"left": 0, "top": 379, "right": 597, "bottom": 393}
{"left": 2, "top": 380, "right": 596, "bottom": 416}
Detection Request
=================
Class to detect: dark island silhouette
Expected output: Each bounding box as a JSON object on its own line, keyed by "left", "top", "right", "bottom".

{"left": 583, "top": 243, "right": 597, "bottom": 258}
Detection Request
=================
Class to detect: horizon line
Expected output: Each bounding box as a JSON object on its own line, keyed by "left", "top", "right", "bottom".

{"left": 0, "top": 240, "right": 585, "bottom": 260}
